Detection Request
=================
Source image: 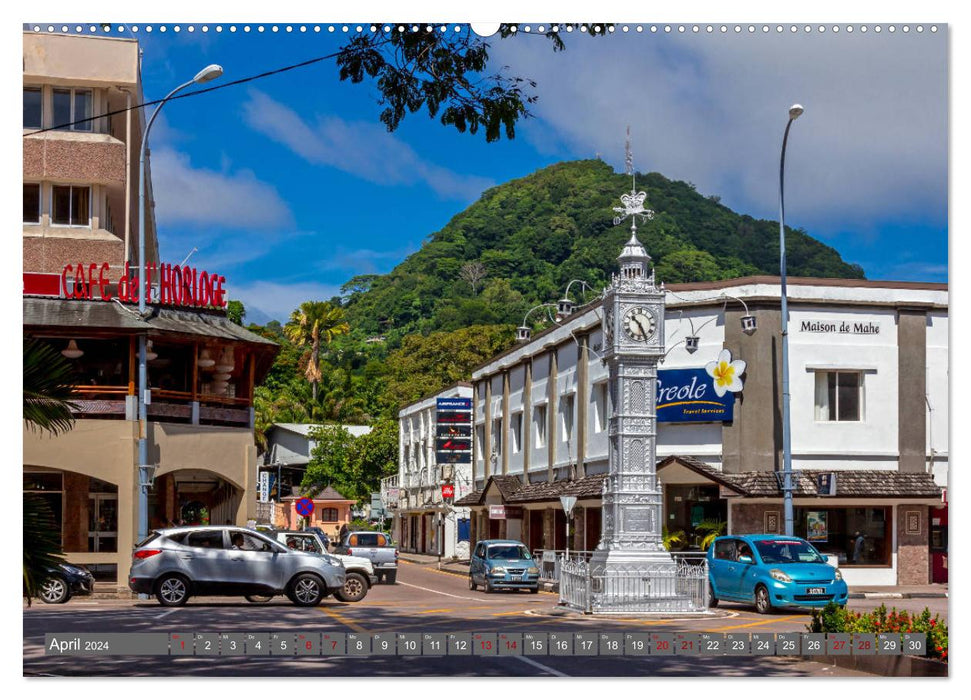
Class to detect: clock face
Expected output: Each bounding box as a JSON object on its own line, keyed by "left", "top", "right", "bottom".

{"left": 622, "top": 307, "right": 657, "bottom": 342}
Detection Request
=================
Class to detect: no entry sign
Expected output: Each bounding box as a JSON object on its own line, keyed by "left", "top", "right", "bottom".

{"left": 295, "top": 497, "right": 314, "bottom": 517}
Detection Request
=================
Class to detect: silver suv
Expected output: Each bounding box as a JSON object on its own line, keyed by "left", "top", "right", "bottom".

{"left": 129, "top": 526, "right": 345, "bottom": 607}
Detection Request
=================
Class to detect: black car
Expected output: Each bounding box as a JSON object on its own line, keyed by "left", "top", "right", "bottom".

{"left": 40, "top": 563, "right": 95, "bottom": 604}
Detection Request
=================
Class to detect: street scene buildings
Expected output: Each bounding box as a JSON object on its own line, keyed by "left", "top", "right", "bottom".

{"left": 21, "top": 22, "right": 950, "bottom": 679}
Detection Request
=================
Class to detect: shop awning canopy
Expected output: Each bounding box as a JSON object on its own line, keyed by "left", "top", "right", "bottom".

{"left": 459, "top": 456, "right": 942, "bottom": 506}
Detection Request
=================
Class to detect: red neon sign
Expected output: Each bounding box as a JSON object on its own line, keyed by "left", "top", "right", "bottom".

{"left": 52, "top": 262, "right": 228, "bottom": 309}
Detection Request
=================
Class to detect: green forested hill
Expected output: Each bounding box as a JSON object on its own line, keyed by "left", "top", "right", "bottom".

{"left": 341, "top": 160, "right": 864, "bottom": 343}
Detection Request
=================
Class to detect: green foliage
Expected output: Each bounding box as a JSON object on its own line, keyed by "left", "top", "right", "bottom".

{"left": 807, "top": 603, "right": 948, "bottom": 662}
{"left": 662, "top": 527, "right": 686, "bottom": 551}
{"left": 23, "top": 337, "right": 78, "bottom": 436}
{"left": 343, "top": 160, "right": 863, "bottom": 339}
{"left": 693, "top": 519, "right": 727, "bottom": 551}
{"left": 226, "top": 300, "right": 246, "bottom": 325}
{"left": 23, "top": 494, "right": 66, "bottom": 606}
{"left": 302, "top": 419, "right": 399, "bottom": 503}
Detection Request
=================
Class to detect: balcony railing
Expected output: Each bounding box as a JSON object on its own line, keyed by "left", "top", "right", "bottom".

{"left": 70, "top": 386, "right": 253, "bottom": 427}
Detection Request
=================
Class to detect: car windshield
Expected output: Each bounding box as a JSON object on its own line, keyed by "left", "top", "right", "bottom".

{"left": 755, "top": 540, "right": 825, "bottom": 564}
{"left": 487, "top": 545, "right": 531, "bottom": 560}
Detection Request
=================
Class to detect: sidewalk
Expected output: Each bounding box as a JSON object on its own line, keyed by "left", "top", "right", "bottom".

{"left": 846, "top": 584, "right": 948, "bottom": 600}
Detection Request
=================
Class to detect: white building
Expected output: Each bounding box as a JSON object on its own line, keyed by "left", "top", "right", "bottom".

{"left": 456, "top": 276, "right": 946, "bottom": 586}
{"left": 261, "top": 423, "right": 372, "bottom": 501}
{"left": 385, "top": 383, "right": 474, "bottom": 559}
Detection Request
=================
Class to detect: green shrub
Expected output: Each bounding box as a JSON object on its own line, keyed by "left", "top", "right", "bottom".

{"left": 807, "top": 603, "right": 947, "bottom": 662}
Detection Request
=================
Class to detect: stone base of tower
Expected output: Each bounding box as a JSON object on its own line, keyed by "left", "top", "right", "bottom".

{"left": 560, "top": 548, "right": 709, "bottom": 614}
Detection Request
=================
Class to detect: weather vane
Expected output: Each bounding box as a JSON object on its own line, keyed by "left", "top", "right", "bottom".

{"left": 612, "top": 125, "right": 655, "bottom": 228}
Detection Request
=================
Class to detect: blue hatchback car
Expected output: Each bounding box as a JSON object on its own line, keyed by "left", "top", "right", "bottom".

{"left": 469, "top": 540, "right": 540, "bottom": 593}
{"left": 707, "top": 534, "right": 848, "bottom": 613}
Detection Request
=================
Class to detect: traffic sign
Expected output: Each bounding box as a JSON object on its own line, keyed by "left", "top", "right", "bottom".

{"left": 560, "top": 496, "right": 577, "bottom": 514}
{"left": 441, "top": 484, "right": 455, "bottom": 499}
{"left": 295, "top": 497, "right": 314, "bottom": 517}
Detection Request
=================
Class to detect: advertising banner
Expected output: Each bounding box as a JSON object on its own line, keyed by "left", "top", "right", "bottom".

{"left": 807, "top": 511, "right": 828, "bottom": 541}
{"left": 436, "top": 410, "right": 472, "bottom": 424}
{"left": 436, "top": 451, "right": 472, "bottom": 464}
{"left": 656, "top": 367, "right": 734, "bottom": 423}
{"left": 437, "top": 397, "right": 472, "bottom": 410}
{"left": 436, "top": 424, "right": 471, "bottom": 438}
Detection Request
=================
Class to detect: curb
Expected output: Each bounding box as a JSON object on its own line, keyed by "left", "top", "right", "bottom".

{"left": 848, "top": 592, "right": 948, "bottom": 600}
{"left": 811, "top": 653, "right": 947, "bottom": 677}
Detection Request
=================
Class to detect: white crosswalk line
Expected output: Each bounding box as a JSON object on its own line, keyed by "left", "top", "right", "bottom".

{"left": 511, "top": 655, "right": 569, "bottom": 676}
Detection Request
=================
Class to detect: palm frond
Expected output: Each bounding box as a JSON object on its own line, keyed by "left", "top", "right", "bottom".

{"left": 23, "top": 337, "right": 78, "bottom": 435}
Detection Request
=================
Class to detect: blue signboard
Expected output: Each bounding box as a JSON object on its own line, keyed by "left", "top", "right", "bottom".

{"left": 656, "top": 368, "right": 735, "bottom": 423}
{"left": 437, "top": 397, "right": 472, "bottom": 410}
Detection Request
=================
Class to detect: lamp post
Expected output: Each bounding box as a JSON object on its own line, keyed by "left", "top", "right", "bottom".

{"left": 779, "top": 103, "right": 803, "bottom": 536}
{"left": 135, "top": 64, "right": 223, "bottom": 544}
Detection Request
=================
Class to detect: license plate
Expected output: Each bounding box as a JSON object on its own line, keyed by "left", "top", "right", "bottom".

{"left": 807, "top": 587, "right": 825, "bottom": 595}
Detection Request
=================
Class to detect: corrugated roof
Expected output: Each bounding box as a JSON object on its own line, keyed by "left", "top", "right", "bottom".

{"left": 273, "top": 423, "right": 373, "bottom": 438}
{"left": 23, "top": 297, "right": 277, "bottom": 346}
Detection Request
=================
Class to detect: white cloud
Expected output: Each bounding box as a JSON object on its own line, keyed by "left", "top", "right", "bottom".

{"left": 226, "top": 280, "right": 345, "bottom": 325}
{"left": 241, "top": 89, "right": 495, "bottom": 201}
{"left": 493, "top": 30, "right": 947, "bottom": 233}
{"left": 151, "top": 147, "right": 294, "bottom": 229}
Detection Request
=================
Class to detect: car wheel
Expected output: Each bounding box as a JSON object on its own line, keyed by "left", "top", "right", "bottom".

{"left": 708, "top": 582, "right": 719, "bottom": 608}
{"left": 527, "top": 587, "right": 539, "bottom": 594}
{"left": 484, "top": 579, "right": 493, "bottom": 594}
{"left": 39, "top": 575, "right": 71, "bottom": 604}
{"left": 287, "top": 573, "right": 325, "bottom": 607}
{"left": 334, "top": 573, "right": 368, "bottom": 603}
{"left": 245, "top": 594, "right": 274, "bottom": 604}
{"left": 754, "top": 584, "right": 772, "bottom": 615}
{"left": 155, "top": 574, "right": 190, "bottom": 607}
{"left": 469, "top": 576, "right": 476, "bottom": 591}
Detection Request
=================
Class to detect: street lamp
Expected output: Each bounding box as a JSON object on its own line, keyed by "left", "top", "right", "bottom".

{"left": 135, "top": 64, "right": 223, "bottom": 545}
{"left": 779, "top": 103, "right": 803, "bottom": 536}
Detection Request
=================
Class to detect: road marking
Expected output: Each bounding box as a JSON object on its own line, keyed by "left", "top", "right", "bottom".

{"left": 706, "top": 614, "right": 803, "bottom": 632}
{"left": 491, "top": 610, "right": 526, "bottom": 617}
{"left": 155, "top": 609, "right": 179, "bottom": 619}
{"left": 420, "top": 609, "right": 454, "bottom": 614}
{"left": 511, "top": 655, "right": 569, "bottom": 676}
{"left": 396, "top": 580, "right": 481, "bottom": 601}
{"left": 318, "top": 606, "right": 369, "bottom": 633}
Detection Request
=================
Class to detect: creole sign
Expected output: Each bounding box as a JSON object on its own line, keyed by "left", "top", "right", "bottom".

{"left": 656, "top": 349, "right": 745, "bottom": 423}
{"left": 24, "top": 262, "right": 229, "bottom": 309}
{"left": 800, "top": 319, "right": 880, "bottom": 335}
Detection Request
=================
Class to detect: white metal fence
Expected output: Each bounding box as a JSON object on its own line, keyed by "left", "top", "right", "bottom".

{"left": 558, "top": 556, "right": 710, "bottom": 614}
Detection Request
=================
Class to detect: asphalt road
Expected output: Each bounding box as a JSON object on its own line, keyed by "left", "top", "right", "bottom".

{"left": 24, "top": 560, "right": 934, "bottom": 677}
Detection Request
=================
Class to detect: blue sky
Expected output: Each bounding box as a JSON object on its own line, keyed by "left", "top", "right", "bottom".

{"left": 134, "top": 24, "right": 947, "bottom": 324}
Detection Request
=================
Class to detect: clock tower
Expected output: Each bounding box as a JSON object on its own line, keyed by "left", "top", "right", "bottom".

{"left": 590, "top": 158, "right": 685, "bottom": 589}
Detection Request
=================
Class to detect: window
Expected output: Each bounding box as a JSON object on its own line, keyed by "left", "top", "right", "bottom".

{"left": 23, "top": 87, "right": 42, "bottom": 128}
{"left": 492, "top": 418, "right": 502, "bottom": 457}
{"left": 534, "top": 404, "right": 547, "bottom": 448}
{"left": 815, "top": 371, "right": 863, "bottom": 421}
{"left": 794, "top": 506, "right": 891, "bottom": 566}
{"left": 560, "top": 394, "right": 575, "bottom": 442}
{"left": 350, "top": 533, "right": 388, "bottom": 547}
{"left": 593, "top": 383, "right": 608, "bottom": 433}
{"left": 511, "top": 413, "right": 523, "bottom": 453}
{"left": 320, "top": 507, "right": 339, "bottom": 522}
{"left": 51, "top": 185, "right": 90, "bottom": 226}
{"left": 23, "top": 183, "right": 41, "bottom": 224}
{"left": 714, "top": 539, "right": 735, "bottom": 560}
{"left": 53, "top": 88, "right": 93, "bottom": 131}
{"left": 187, "top": 531, "right": 225, "bottom": 549}
{"left": 475, "top": 425, "right": 485, "bottom": 461}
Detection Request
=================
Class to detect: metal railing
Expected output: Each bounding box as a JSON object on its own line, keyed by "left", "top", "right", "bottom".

{"left": 534, "top": 549, "right": 597, "bottom": 580}
{"left": 559, "top": 556, "right": 709, "bottom": 614}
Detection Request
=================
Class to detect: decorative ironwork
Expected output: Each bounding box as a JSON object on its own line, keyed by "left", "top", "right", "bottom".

{"left": 559, "top": 556, "right": 709, "bottom": 613}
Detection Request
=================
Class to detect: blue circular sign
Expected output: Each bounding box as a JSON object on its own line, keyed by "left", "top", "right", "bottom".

{"left": 295, "top": 497, "right": 314, "bottom": 517}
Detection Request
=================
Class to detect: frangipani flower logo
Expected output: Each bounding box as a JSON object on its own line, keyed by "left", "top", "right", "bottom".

{"left": 705, "top": 348, "right": 746, "bottom": 398}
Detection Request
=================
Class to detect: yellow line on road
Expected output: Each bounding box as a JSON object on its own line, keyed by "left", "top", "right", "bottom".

{"left": 491, "top": 610, "right": 527, "bottom": 617}
{"left": 318, "top": 606, "right": 369, "bottom": 634}
{"left": 705, "top": 614, "right": 803, "bottom": 632}
{"left": 420, "top": 609, "right": 454, "bottom": 614}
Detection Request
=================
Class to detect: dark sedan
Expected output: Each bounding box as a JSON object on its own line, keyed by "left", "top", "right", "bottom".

{"left": 39, "top": 563, "right": 95, "bottom": 604}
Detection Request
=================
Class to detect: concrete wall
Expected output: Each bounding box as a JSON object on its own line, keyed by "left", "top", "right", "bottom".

{"left": 23, "top": 33, "right": 140, "bottom": 86}
{"left": 896, "top": 506, "right": 930, "bottom": 585}
{"left": 897, "top": 311, "right": 927, "bottom": 472}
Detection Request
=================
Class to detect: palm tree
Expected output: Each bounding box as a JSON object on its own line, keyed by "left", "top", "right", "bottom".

{"left": 283, "top": 301, "right": 350, "bottom": 402}
{"left": 24, "top": 337, "right": 78, "bottom": 435}
{"left": 23, "top": 337, "right": 78, "bottom": 604}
